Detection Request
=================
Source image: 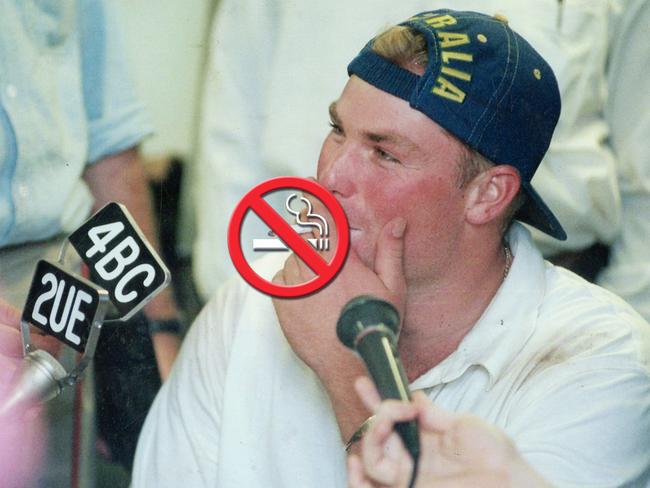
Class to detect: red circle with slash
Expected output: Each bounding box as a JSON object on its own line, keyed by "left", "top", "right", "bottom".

{"left": 228, "top": 177, "right": 350, "bottom": 298}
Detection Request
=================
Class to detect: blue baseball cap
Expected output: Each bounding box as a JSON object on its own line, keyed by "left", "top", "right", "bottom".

{"left": 348, "top": 9, "right": 566, "bottom": 240}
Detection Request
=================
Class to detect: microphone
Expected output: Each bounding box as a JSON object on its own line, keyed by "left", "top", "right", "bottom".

{"left": 0, "top": 260, "right": 110, "bottom": 418}
{"left": 337, "top": 295, "right": 419, "bottom": 463}
{"left": 0, "top": 349, "right": 67, "bottom": 417}
{"left": 0, "top": 202, "right": 171, "bottom": 417}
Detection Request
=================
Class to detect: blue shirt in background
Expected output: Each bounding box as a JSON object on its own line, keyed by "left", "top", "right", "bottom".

{"left": 0, "top": 0, "right": 151, "bottom": 247}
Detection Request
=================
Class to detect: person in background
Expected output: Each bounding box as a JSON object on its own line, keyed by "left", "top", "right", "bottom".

{"left": 0, "top": 0, "right": 183, "bottom": 483}
{"left": 193, "top": 0, "right": 650, "bottom": 323}
{"left": 594, "top": 0, "right": 650, "bottom": 321}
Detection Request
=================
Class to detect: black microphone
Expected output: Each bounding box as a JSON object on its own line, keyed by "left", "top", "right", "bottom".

{"left": 337, "top": 295, "right": 419, "bottom": 463}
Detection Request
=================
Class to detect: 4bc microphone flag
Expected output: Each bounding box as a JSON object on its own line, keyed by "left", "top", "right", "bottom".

{"left": 68, "top": 202, "right": 170, "bottom": 321}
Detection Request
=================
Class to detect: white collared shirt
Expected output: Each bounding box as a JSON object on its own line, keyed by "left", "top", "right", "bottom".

{"left": 133, "top": 224, "right": 650, "bottom": 487}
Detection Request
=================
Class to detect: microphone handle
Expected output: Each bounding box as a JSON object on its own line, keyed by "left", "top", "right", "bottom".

{"left": 356, "top": 330, "right": 420, "bottom": 462}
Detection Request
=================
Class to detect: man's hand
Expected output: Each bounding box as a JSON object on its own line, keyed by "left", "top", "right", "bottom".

{"left": 348, "top": 377, "right": 552, "bottom": 488}
{"left": 272, "top": 191, "right": 407, "bottom": 439}
{"left": 272, "top": 191, "right": 406, "bottom": 379}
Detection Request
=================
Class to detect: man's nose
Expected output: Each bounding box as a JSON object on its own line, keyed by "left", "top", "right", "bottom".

{"left": 318, "top": 143, "right": 358, "bottom": 197}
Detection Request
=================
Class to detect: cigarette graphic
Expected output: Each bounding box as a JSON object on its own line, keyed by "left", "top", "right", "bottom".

{"left": 252, "top": 225, "right": 330, "bottom": 252}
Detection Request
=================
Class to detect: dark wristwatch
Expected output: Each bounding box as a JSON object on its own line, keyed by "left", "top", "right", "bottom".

{"left": 147, "top": 317, "right": 183, "bottom": 336}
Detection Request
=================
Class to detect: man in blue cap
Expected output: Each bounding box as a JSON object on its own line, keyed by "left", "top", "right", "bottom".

{"left": 133, "top": 10, "right": 650, "bottom": 487}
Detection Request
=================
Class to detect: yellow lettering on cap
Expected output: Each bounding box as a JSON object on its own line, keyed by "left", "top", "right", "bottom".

{"left": 441, "top": 51, "right": 473, "bottom": 64}
{"left": 437, "top": 32, "right": 470, "bottom": 48}
{"left": 425, "top": 14, "right": 457, "bottom": 29}
{"left": 432, "top": 76, "right": 466, "bottom": 103}
{"left": 441, "top": 66, "right": 471, "bottom": 81}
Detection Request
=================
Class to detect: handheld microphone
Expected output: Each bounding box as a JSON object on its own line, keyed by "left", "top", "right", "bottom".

{"left": 0, "top": 349, "right": 67, "bottom": 417}
{"left": 337, "top": 295, "right": 419, "bottom": 463}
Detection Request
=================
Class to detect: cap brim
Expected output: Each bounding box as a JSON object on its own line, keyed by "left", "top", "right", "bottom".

{"left": 516, "top": 181, "right": 567, "bottom": 241}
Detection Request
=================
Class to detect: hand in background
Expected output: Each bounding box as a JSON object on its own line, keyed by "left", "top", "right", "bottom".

{"left": 0, "top": 297, "right": 61, "bottom": 357}
{"left": 0, "top": 321, "right": 46, "bottom": 488}
{"left": 348, "top": 376, "right": 552, "bottom": 488}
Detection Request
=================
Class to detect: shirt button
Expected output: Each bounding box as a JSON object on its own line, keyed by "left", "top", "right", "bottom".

{"left": 5, "top": 84, "right": 17, "bottom": 99}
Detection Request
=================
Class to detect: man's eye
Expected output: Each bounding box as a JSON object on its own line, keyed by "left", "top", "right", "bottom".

{"left": 329, "top": 121, "right": 343, "bottom": 135}
{"left": 375, "top": 148, "right": 400, "bottom": 164}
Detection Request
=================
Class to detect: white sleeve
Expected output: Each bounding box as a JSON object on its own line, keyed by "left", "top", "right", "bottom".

{"left": 527, "top": 0, "right": 622, "bottom": 255}
{"left": 131, "top": 282, "right": 241, "bottom": 488}
{"left": 605, "top": 0, "right": 650, "bottom": 197}
{"left": 596, "top": 0, "right": 650, "bottom": 321}
{"left": 192, "top": 0, "right": 281, "bottom": 298}
{"left": 81, "top": 0, "right": 153, "bottom": 163}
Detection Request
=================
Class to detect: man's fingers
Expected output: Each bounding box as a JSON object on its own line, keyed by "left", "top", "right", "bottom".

{"left": 374, "top": 218, "right": 406, "bottom": 294}
{"left": 361, "top": 417, "right": 413, "bottom": 487}
{"left": 0, "top": 300, "right": 21, "bottom": 329}
{"left": 347, "top": 455, "right": 375, "bottom": 488}
{"left": 274, "top": 253, "right": 315, "bottom": 287}
{"left": 0, "top": 325, "right": 23, "bottom": 358}
{"left": 412, "top": 391, "right": 456, "bottom": 433}
{"left": 362, "top": 400, "right": 418, "bottom": 457}
{"left": 299, "top": 186, "right": 339, "bottom": 252}
{"left": 417, "top": 472, "right": 507, "bottom": 488}
{"left": 272, "top": 269, "right": 285, "bottom": 286}
{"left": 355, "top": 377, "right": 421, "bottom": 422}
{"left": 354, "top": 376, "right": 383, "bottom": 413}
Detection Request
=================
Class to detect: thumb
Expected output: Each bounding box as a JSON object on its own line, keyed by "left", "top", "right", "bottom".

{"left": 0, "top": 300, "right": 21, "bottom": 329}
{"left": 0, "top": 325, "right": 23, "bottom": 358}
{"left": 374, "top": 217, "right": 407, "bottom": 293}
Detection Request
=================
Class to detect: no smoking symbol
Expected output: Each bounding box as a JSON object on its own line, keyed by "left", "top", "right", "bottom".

{"left": 227, "top": 177, "right": 350, "bottom": 298}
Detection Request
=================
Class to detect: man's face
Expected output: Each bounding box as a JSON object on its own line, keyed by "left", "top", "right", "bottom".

{"left": 316, "top": 76, "right": 469, "bottom": 284}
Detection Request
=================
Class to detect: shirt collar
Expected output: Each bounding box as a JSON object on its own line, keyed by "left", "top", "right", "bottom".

{"left": 410, "top": 223, "right": 547, "bottom": 390}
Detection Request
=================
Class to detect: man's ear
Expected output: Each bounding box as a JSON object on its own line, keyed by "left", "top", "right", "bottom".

{"left": 464, "top": 165, "right": 521, "bottom": 226}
